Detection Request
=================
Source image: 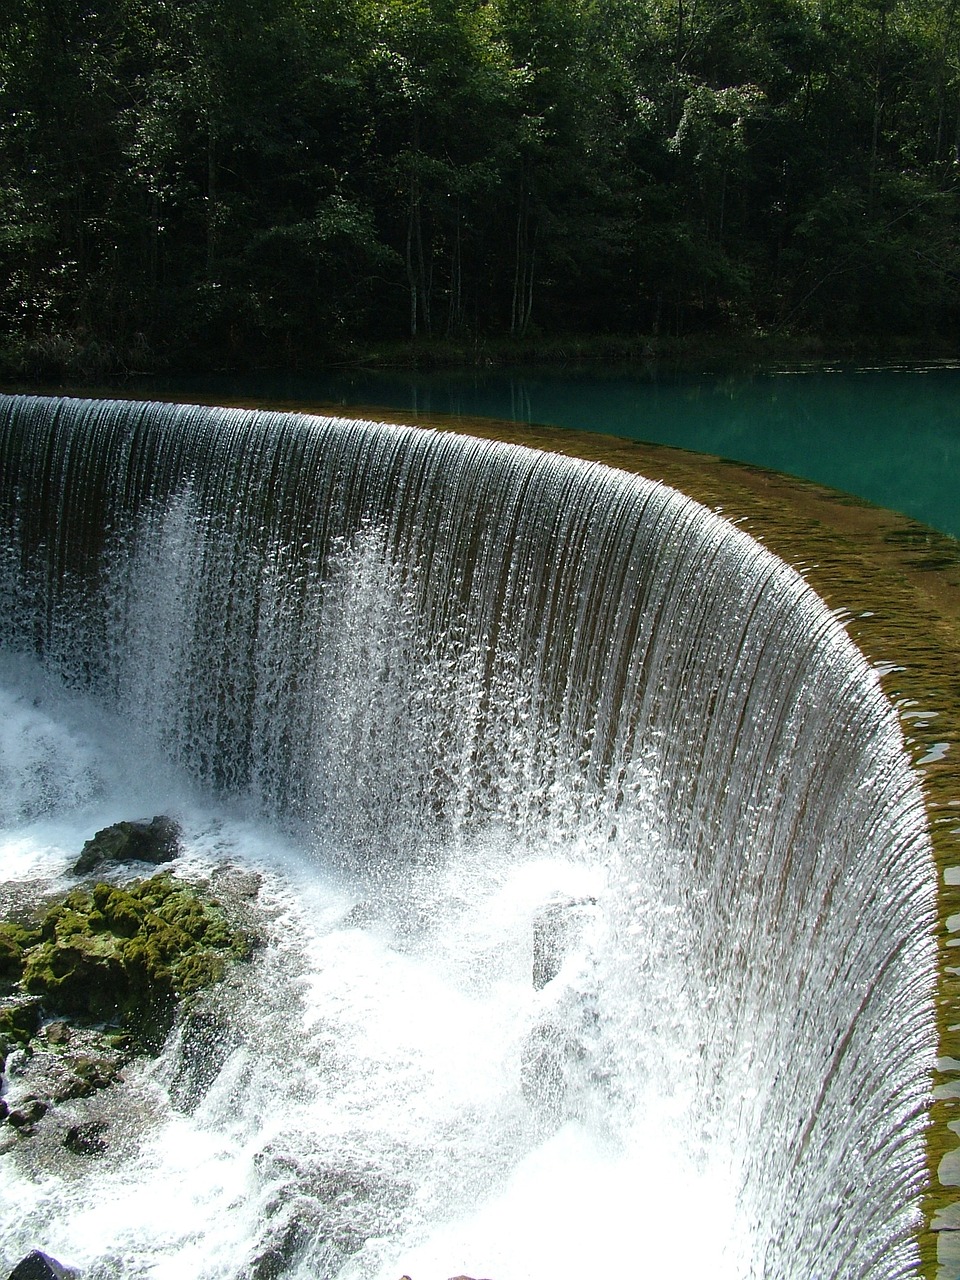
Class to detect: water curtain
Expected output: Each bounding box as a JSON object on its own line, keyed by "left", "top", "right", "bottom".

{"left": 0, "top": 395, "right": 936, "bottom": 1278}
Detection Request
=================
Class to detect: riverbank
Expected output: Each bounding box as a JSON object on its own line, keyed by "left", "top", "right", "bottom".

{"left": 318, "top": 330, "right": 960, "bottom": 373}
{"left": 4, "top": 326, "right": 959, "bottom": 386}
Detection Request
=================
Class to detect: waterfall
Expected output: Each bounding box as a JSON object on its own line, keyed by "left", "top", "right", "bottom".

{"left": 0, "top": 394, "right": 937, "bottom": 1279}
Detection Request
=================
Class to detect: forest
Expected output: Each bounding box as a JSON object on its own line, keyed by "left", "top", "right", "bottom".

{"left": 2, "top": 0, "right": 960, "bottom": 375}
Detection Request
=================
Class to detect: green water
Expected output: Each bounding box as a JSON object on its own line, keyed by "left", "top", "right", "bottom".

{"left": 137, "top": 361, "right": 960, "bottom": 540}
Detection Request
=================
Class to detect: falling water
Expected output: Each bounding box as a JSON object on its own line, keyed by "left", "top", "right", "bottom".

{"left": 0, "top": 395, "right": 937, "bottom": 1279}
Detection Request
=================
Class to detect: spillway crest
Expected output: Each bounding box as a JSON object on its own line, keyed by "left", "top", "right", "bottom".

{"left": 0, "top": 395, "right": 937, "bottom": 1279}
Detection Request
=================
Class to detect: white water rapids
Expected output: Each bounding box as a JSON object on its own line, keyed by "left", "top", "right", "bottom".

{"left": 0, "top": 396, "right": 938, "bottom": 1279}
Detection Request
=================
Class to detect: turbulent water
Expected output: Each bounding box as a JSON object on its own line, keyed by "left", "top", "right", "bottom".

{"left": 0, "top": 395, "right": 938, "bottom": 1280}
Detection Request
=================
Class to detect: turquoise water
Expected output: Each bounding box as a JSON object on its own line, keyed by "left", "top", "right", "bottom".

{"left": 138, "top": 362, "right": 960, "bottom": 539}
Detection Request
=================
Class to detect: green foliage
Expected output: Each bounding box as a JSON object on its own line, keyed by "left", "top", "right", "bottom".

{"left": 0, "top": 0, "right": 959, "bottom": 369}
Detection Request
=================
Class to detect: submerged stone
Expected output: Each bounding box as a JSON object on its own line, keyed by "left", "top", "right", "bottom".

{"left": 63, "top": 1119, "right": 109, "bottom": 1157}
{"left": 531, "top": 896, "right": 596, "bottom": 990}
{"left": 73, "top": 816, "right": 181, "bottom": 875}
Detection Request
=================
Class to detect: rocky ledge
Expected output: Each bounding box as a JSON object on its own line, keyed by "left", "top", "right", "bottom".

{"left": 0, "top": 823, "right": 253, "bottom": 1149}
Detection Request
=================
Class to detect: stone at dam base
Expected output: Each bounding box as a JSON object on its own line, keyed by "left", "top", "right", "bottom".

{"left": 7, "top": 1252, "right": 78, "bottom": 1280}
{"left": 72, "top": 816, "right": 181, "bottom": 875}
{"left": 0, "top": 826, "right": 254, "bottom": 1156}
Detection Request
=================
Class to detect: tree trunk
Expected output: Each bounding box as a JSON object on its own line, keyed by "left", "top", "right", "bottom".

{"left": 868, "top": 3, "right": 889, "bottom": 211}
{"left": 511, "top": 185, "right": 537, "bottom": 337}
{"left": 206, "top": 121, "right": 218, "bottom": 278}
{"left": 405, "top": 109, "right": 432, "bottom": 338}
{"left": 447, "top": 203, "right": 463, "bottom": 336}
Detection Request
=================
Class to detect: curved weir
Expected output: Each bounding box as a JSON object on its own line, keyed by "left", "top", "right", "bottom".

{"left": 0, "top": 395, "right": 938, "bottom": 1279}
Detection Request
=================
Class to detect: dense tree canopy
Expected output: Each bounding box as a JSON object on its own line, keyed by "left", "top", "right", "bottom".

{"left": 2, "top": 0, "right": 959, "bottom": 374}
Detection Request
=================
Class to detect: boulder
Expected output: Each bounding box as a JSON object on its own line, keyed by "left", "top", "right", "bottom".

{"left": 0, "top": 924, "right": 33, "bottom": 985}
{"left": 19, "top": 875, "right": 250, "bottom": 1049}
{"left": 0, "top": 995, "right": 43, "bottom": 1046}
{"left": 532, "top": 896, "right": 596, "bottom": 990}
{"left": 7, "top": 1251, "right": 78, "bottom": 1280}
{"left": 63, "top": 1120, "right": 109, "bottom": 1156}
{"left": 0, "top": 872, "right": 253, "bottom": 1144}
{"left": 0, "top": 865, "right": 256, "bottom": 1146}
{"left": 73, "top": 816, "right": 181, "bottom": 875}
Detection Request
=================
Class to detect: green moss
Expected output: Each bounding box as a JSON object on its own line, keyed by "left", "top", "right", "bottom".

{"left": 0, "top": 996, "right": 42, "bottom": 1045}
{"left": 13, "top": 874, "right": 250, "bottom": 1052}
{"left": 73, "top": 816, "right": 181, "bottom": 875}
{"left": 0, "top": 922, "right": 41, "bottom": 986}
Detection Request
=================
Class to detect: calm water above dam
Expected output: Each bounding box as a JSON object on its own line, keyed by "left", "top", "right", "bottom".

{"left": 139, "top": 361, "right": 960, "bottom": 541}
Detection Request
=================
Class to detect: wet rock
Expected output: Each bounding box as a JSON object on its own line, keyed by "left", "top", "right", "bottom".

{"left": 73, "top": 816, "right": 181, "bottom": 875}
{"left": 0, "top": 923, "right": 37, "bottom": 986}
{"left": 6, "top": 1097, "right": 48, "bottom": 1129}
{"left": 209, "top": 866, "right": 263, "bottom": 903}
{"left": 340, "top": 901, "right": 379, "bottom": 930}
{"left": 248, "top": 1209, "right": 315, "bottom": 1280}
{"left": 168, "top": 1004, "right": 238, "bottom": 1111}
{"left": 532, "top": 897, "right": 596, "bottom": 990}
{"left": 201, "top": 866, "right": 269, "bottom": 949}
{"left": 0, "top": 1025, "right": 128, "bottom": 1143}
{"left": 7, "top": 1251, "right": 79, "bottom": 1280}
{"left": 523, "top": 898, "right": 603, "bottom": 1127}
{"left": 0, "top": 995, "right": 43, "bottom": 1045}
{"left": 63, "top": 1119, "right": 109, "bottom": 1156}
{"left": 19, "top": 874, "right": 250, "bottom": 1050}
{"left": 5, "top": 1029, "right": 129, "bottom": 1109}
{"left": 251, "top": 1142, "right": 413, "bottom": 1273}
{"left": 521, "top": 1020, "right": 571, "bottom": 1121}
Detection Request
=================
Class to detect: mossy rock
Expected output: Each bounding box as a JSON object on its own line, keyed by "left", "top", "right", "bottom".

{"left": 73, "top": 816, "right": 181, "bottom": 875}
{"left": 17, "top": 875, "right": 250, "bottom": 1051}
{"left": 0, "top": 923, "right": 41, "bottom": 987}
{"left": 0, "top": 995, "right": 43, "bottom": 1046}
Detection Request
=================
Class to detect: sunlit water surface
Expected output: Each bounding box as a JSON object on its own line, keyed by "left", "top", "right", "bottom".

{"left": 134, "top": 362, "right": 960, "bottom": 540}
